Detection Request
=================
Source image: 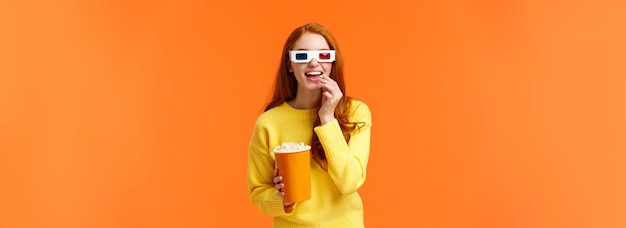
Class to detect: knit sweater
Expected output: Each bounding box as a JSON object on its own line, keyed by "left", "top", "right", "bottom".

{"left": 248, "top": 99, "right": 372, "bottom": 228}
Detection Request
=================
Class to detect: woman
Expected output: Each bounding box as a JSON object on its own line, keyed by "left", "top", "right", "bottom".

{"left": 247, "top": 23, "right": 372, "bottom": 227}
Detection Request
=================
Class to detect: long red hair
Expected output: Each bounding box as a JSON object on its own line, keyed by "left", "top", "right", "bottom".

{"left": 264, "top": 23, "right": 359, "bottom": 160}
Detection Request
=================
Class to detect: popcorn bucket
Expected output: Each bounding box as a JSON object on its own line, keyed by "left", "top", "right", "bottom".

{"left": 274, "top": 144, "right": 311, "bottom": 202}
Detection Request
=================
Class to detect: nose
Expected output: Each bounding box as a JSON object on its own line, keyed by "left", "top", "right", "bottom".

{"left": 307, "top": 58, "right": 320, "bottom": 67}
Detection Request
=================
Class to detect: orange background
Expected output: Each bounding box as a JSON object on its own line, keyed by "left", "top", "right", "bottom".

{"left": 1, "top": 0, "right": 625, "bottom": 227}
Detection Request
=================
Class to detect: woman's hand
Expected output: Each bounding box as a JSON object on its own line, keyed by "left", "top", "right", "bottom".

{"left": 318, "top": 75, "right": 342, "bottom": 124}
{"left": 274, "top": 169, "right": 294, "bottom": 210}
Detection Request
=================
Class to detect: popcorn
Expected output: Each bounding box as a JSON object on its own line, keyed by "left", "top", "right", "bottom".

{"left": 273, "top": 142, "right": 311, "bottom": 153}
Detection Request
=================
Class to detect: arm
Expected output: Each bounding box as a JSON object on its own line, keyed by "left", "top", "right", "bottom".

{"left": 248, "top": 121, "right": 295, "bottom": 216}
{"left": 314, "top": 102, "right": 372, "bottom": 194}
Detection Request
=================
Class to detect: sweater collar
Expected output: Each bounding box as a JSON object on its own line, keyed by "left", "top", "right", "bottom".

{"left": 278, "top": 102, "right": 318, "bottom": 120}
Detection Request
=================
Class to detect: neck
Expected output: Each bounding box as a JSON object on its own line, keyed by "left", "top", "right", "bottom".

{"left": 288, "top": 89, "right": 321, "bottom": 109}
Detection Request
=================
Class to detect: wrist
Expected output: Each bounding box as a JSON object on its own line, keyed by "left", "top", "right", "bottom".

{"left": 319, "top": 115, "right": 335, "bottom": 125}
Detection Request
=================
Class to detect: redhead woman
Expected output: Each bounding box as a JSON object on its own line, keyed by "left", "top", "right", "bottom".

{"left": 248, "top": 23, "right": 372, "bottom": 227}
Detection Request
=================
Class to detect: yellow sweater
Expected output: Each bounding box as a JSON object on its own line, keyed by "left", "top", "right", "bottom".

{"left": 248, "top": 99, "right": 372, "bottom": 228}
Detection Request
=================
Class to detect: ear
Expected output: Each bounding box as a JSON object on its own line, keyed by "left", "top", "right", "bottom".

{"left": 288, "top": 64, "right": 293, "bottom": 73}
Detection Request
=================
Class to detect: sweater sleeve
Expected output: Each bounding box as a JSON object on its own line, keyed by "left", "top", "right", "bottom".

{"left": 314, "top": 101, "right": 372, "bottom": 195}
{"left": 247, "top": 120, "right": 294, "bottom": 217}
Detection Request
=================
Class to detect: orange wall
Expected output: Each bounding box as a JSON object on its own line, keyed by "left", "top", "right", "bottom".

{"left": 1, "top": 0, "right": 625, "bottom": 227}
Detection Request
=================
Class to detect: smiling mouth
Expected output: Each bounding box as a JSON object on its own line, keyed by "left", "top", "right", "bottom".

{"left": 305, "top": 72, "right": 322, "bottom": 77}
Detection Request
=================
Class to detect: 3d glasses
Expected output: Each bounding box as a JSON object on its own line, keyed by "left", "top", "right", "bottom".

{"left": 289, "top": 50, "right": 336, "bottom": 63}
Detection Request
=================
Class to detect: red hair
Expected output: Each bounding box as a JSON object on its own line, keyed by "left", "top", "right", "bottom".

{"left": 264, "top": 23, "right": 360, "bottom": 160}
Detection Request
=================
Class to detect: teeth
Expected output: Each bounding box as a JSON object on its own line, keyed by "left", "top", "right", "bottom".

{"left": 305, "top": 72, "right": 322, "bottom": 76}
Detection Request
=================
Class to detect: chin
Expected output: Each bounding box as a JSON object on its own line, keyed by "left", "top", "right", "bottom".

{"left": 306, "top": 84, "right": 322, "bottom": 91}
